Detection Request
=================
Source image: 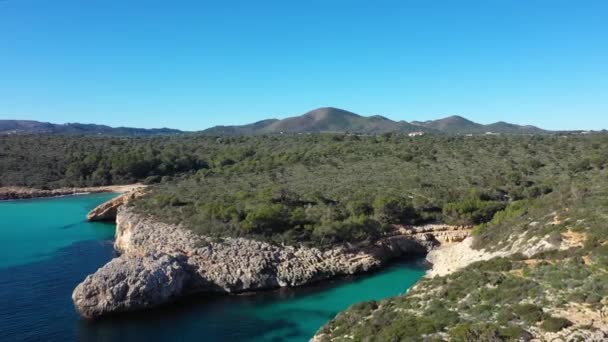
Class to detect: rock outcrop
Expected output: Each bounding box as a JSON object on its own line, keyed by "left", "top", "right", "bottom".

{"left": 425, "top": 231, "right": 564, "bottom": 277}
{"left": 86, "top": 188, "right": 145, "bottom": 221}
{"left": 73, "top": 253, "right": 189, "bottom": 318}
{"left": 73, "top": 207, "right": 470, "bottom": 318}
{"left": 394, "top": 224, "right": 471, "bottom": 244}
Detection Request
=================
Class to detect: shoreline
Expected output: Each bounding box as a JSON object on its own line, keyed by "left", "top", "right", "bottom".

{"left": 0, "top": 184, "right": 146, "bottom": 201}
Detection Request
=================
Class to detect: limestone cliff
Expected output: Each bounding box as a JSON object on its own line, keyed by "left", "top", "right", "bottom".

{"left": 73, "top": 207, "right": 470, "bottom": 319}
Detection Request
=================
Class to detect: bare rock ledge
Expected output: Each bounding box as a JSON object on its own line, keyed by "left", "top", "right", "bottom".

{"left": 86, "top": 188, "right": 145, "bottom": 221}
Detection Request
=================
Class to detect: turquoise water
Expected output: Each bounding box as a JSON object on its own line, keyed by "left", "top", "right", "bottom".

{"left": 0, "top": 194, "right": 426, "bottom": 341}
{"left": 0, "top": 193, "right": 117, "bottom": 268}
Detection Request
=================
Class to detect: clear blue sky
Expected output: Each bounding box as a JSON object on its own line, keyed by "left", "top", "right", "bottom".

{"left": 1, "top": 0, "right": 607, "bottom": 130}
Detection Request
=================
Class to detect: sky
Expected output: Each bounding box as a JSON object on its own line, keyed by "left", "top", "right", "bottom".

{"left": 1, "top": 0, "right": 607, "bottom": 131}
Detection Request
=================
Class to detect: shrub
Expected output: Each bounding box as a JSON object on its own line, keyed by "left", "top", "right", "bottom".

{"left": 143, "top": 175, "right": 161, "bottom": 184}
{"left": 241, "top": 204, "right": 289, "bottom": 234}
{"left": 443, "top": 198, "right": 506, "bottom": 226}
{"left": 541, "top": 317, "right": 572, "bottom": 332}
{"left": 373, "top": 195, "right": 417, "bottom": 224}
{"left": 513, "top": 304, "right": 546, "bottom": 324}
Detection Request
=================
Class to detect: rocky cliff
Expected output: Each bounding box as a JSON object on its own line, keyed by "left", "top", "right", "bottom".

{"left": 73, "top": 206, "right": 470, "bottom": 319}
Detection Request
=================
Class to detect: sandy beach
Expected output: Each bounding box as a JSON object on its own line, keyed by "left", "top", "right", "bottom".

{"left": 0, "top": 184, "right": 146, "bottom": 201}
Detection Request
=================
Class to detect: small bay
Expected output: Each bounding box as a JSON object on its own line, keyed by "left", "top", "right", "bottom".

{"left": 0, "top": 194, "right": 425, "bottom": 341}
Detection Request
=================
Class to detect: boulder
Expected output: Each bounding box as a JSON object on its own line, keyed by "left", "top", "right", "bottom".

{"left": 72, "top": 253, "right": 190, "bottom": 319}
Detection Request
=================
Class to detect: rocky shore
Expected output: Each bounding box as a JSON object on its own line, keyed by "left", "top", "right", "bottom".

{"left": 73, "top": 196, "right": 471, "bottom": 319}
{"left": 86, "top": 188, "right": 146, "bottom": 221}
{"left": 0, "top": 184, "right": 145, "bottom": 201}
{"left": 311, "top": 222, "right": 598, "bottom": 341}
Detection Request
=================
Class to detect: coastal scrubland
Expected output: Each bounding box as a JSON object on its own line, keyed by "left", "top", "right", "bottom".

{"left": 3, "top": 133, "right": 608, "bottom": 339}
{"left": 131, "top": 133, "right": 603, "bottom": 249}
{"left": 316, "top": 159, "right": 608, "bottom": 340}
{"left": 2, "top": 134, "right": 606, "bottom": 247}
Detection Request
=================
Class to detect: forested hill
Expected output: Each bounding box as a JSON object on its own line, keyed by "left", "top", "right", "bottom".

{"left": 411, "top": 115, "right": 547, "bottom": 134}
{"left": 200, "top": 107, "right": 550, "bottom": 135}
{"left": 200, "top": 107, "right": 434, "bottom": 135}
{"left": 0, "top": 120, "right": 183, "bottom": 136}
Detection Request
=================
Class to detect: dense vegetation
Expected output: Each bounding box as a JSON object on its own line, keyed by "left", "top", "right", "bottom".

{"left": 0, "top": 135, "right": 208, "bottom": 188}
{"left": 132, "top": 133, "right": 606, "bottom": 247}
{"left": 2, "top": 133, "right": 607, "bottom": 248}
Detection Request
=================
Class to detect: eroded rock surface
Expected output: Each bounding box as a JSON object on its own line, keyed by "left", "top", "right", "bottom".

{"left": 86, "top": 188, "right": 145, "bottom": 221}
{"left": 426, "top": 232, "right": 564, "bottom": 277}
{"left": 72, "top": 253, "right": 189, "bottom": 318}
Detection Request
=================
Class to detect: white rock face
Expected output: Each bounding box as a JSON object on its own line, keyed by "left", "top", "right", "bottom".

{"left": 426, "top": 232, "right": 564, "bottom": 278}
{"left": 425, "top": 237, "right": 506, "bottom": 277}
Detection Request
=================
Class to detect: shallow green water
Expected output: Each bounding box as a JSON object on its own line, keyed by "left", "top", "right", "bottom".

{"left": 0, "top": 194, "right": 426, "bottom": 341}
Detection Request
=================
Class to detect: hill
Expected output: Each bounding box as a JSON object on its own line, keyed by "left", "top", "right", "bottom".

{"left": 0, "top": 120, "right": 183, "bottom": 136}
{"left": 200, "top": 107, "right": 434, "bottom": 135}
{"left": 411, "top": 115, "right": 547, "bottom": 134}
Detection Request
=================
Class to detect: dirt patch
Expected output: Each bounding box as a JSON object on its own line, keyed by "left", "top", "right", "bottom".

{"left": 561, "top": 230, "right": 587, "bottom": 249}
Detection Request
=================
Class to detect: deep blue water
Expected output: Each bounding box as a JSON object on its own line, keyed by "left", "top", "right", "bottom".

{"left": 0, "top": 194, "right": 426, "bottom": 342}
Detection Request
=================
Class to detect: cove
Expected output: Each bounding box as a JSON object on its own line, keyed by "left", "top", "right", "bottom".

{"left": 0, "top": 194, "right": 426, "bottom": 341}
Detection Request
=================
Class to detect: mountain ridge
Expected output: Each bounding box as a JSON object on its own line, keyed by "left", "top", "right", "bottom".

{"left": 1, "top": 108, "right": 550, "bottom": 136}
{"left": 200, "top": 107, "right": 548, "bottom": 135}
{"left": 0, "top": 120, "right": 183, "bottom": 136}
{"left": 411, "top": 115, "right": 547, "bottom": 134}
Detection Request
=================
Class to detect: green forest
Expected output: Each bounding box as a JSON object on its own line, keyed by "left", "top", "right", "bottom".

{"left": 2, "top": 133, "right": 606, "bottom": 248}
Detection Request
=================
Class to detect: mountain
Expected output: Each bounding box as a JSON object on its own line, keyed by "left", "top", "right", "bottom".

{"left": 201, "top": 108, "right": 549, "bottom": 136}
{"left": 0, "top": 120, "right": 183, "bottom": 136}
{"left": 200, "top": 107, "right": 434, "bottom": 135}
{"left": 411, "top": 115, "right": 546, "bottom": 134}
